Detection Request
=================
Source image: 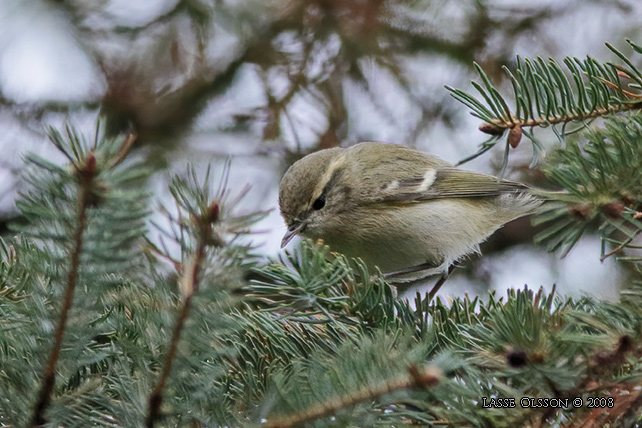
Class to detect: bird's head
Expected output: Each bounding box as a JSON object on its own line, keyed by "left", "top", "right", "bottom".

{"left": 278, "top": 147, "right": 350, "bottom": 247}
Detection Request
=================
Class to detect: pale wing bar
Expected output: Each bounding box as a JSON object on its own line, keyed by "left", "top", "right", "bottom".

{"left": 379, "top": 167, "right": 528, "bottom": 202}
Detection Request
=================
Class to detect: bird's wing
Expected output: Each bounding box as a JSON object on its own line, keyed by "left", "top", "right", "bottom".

{"left": 346, "top": 142, "right": 527, "bottom": 203}
{"left": 377, "top": 167, "right": 528, "bottom": 203}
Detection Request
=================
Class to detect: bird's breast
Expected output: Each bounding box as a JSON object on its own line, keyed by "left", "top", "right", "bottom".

{"left": 311, "top": 198, "right": 526, "bottom": 274}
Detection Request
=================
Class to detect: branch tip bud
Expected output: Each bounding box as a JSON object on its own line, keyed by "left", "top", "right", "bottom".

{"left": 508, "top": 124, "right": 522, "bottom": 148}
{"left": 479, "top": 122, "right": 506, "bottom": 135}
{"left": 600, "top": 201, "right": 625, "bottom": 219}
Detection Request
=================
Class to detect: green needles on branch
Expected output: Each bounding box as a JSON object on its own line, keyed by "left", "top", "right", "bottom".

{"left": 447, "top": 40, "right": 642, "bottom": 168}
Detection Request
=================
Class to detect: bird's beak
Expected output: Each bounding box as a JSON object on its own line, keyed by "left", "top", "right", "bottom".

{"left": 281, "top": 222, "right": 305, "bottom": 248}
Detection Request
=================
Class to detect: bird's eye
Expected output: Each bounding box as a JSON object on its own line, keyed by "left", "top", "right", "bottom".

{"left": 312, "top": 194, "right": 326, "bottom": 210}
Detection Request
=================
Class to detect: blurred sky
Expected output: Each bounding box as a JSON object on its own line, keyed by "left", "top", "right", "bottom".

{"left": 1, "top": 0, "right": 640, "bottom": 301}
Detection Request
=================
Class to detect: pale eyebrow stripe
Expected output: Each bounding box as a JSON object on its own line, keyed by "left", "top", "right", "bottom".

{"left": 313, "top": 153, "right": 347, "bottom": 199}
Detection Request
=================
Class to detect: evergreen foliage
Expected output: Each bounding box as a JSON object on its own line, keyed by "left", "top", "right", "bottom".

{"left": 446, "top": 40, "right": 642, "bottom": 171}
{"left": 534, "top": 115, "right": 642, "bottom": 258}
{"left": 3, "top": 43, "right": 642, "bottom": 426}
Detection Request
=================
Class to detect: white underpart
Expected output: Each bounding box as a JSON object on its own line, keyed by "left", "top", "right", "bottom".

{"left": 387, "top": 180, "right": 399, "bottom": 190}
{"left": 417, "top": 169, "right": 437, "bottom": 192}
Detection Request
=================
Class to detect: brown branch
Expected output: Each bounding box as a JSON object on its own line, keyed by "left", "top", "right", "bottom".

{"left": 565, "top": 382, "right": 642, "bottom": 428}
{"left": 146, "top": 240, "right": 207, "bottom": 427}
{"left": 480, "top": 100, "right": 642, "bottom": 134}
{"left": 30, "top": 153, "right": 96, "bottom": 427}
{"left": 264, "top": 365, "right": 442, "bottom": 428}
{"left": 558, "top": 335, "right": 639, "bottom": 427}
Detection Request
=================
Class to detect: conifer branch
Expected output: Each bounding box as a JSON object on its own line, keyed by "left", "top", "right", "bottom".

{"left": 30, "top": 152, "right": 96, "bottom": 427}
{"left": 478, "top": 100, "right": 642, "bottom": 133}
{"left": 568, "top": 383, "right": 642, "bottom": 428}
{"left": 561, "top": 335, "right": 640, "bottom": 427}
{"left": 264, "top": 365, "right": 442, "bottom": 428}
{"left": 533, "top": 115, "right": 642, "bottom": 256}
{"left": 146, "top": 199, "right": 220, "bottom": 427}
{"left": 447, "top": 40, "right": 642, "bottom": 166}
{"left": 146, "top": 240, "right": 206, "bottom": 427}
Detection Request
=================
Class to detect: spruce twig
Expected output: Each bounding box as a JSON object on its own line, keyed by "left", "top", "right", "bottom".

{"left": 534, "top": 115, "right": 642, "bottom": 256}
{"left": 264, "top": 365, "right": 442, "bottom": 428}
{"left": 146, "top": 200, "right": 220, "bottom": 427}
{"left": 146, "top": 241, "right": 206, "bottom": 427}
{"left": 30, "top": 152, "right": 96, "bottom": 427}
{"left": 446, "top": 40, "right": 642, "bottom": 167}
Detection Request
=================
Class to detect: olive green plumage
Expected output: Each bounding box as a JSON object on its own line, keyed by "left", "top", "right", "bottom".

{"left": 279, "top": 142, "right": 539, "bottom": 277}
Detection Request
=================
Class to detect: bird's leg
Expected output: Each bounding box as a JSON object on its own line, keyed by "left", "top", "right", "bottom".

{"left": 383, "top": 262, "right": 437, "bottom": 278}
{"left": 427, "top": 264, "right": 457, "bottom": 301}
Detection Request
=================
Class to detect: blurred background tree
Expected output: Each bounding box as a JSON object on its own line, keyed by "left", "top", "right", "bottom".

{"left": 1, "top": 0, "right": 641, "bottom": 297}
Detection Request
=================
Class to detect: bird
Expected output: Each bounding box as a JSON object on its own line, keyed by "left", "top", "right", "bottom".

{"left": 278, "top": 141, "right": 540, "bottom": 293}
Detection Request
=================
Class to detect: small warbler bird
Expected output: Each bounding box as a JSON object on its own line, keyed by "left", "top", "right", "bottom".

{"left": 278, "top": 142, "right": 540, "bottom": 283}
